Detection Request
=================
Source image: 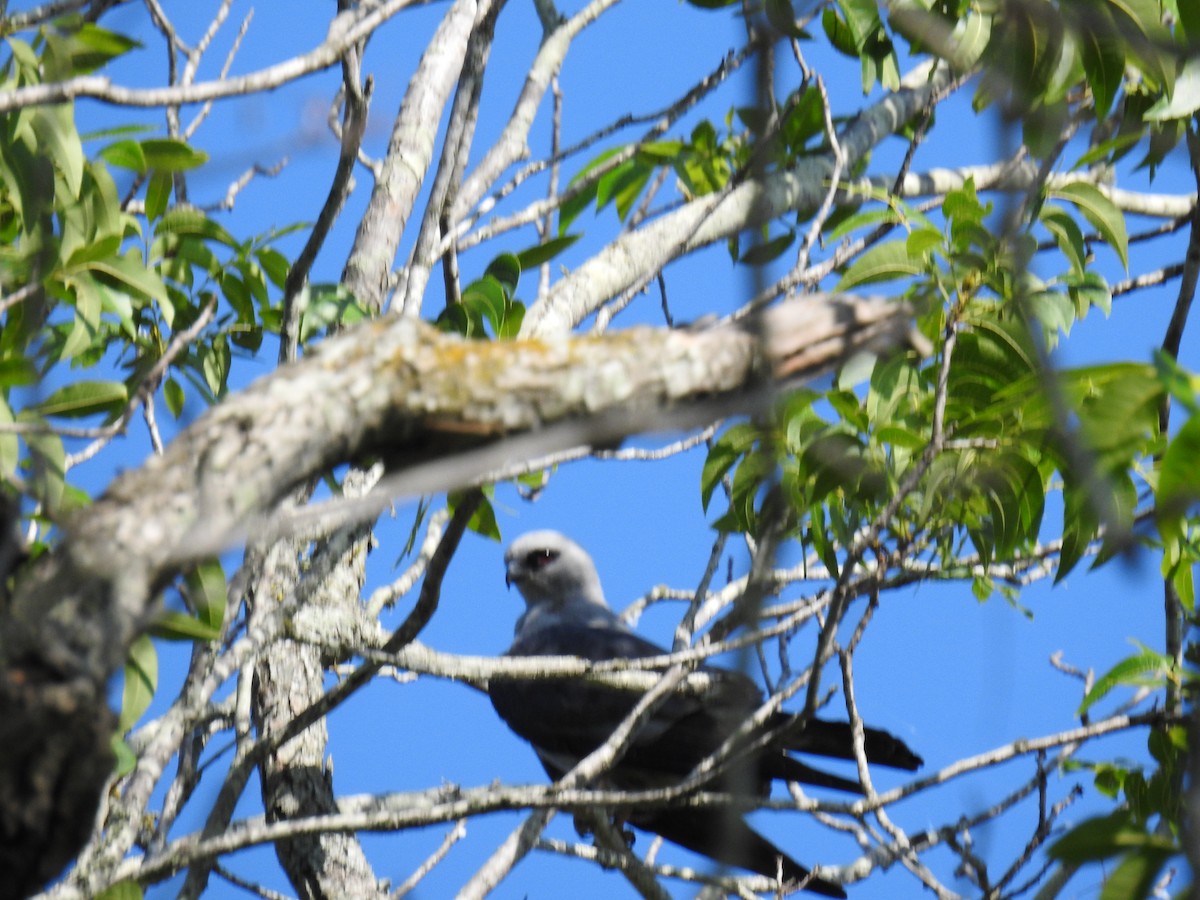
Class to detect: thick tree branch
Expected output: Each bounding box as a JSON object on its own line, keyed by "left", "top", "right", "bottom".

{"left": 0, "top": 289, "right": 910, "bottom": 898}
{"left": 340, "top": 0, "right": 482, "bottom": 313}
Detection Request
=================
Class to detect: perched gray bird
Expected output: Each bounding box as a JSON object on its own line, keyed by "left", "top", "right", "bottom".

{"left": 488, "top": 530, "right": 922, "bottom": 898}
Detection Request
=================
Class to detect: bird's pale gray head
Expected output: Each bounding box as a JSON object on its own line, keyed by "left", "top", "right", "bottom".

{"left": 504, "top": 530, "right": 609, "bottom": 613}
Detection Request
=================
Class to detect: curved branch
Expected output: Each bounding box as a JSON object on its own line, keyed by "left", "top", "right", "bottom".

{"left": 0, "top": 0, "right": 415, "bottom": 114}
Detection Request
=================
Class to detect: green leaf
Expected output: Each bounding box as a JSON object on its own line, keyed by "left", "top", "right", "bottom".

{"left": 739, "top": 230, "right": 795, "bottom": 266}
{"left": 155, "top": 206, "right": 238, "bottom": 247}
{"left": 1172, "top": 559, "right": 1194, "bottom": 613}
{"left": 184, "top": 558, "right": 227, "bottom": 631}
{"left": 636, "top": 140, "right": 685, "bottom": 163}
{"left": 87, "top": 254, "right": 169, "bottom": 305}
{"left": 62, "top": 23, "right": 141, "bottom": 73}
{"left": 905, "top": 226, "right": 943, "bottom": 259}
{"left": 110, "top": 735, "right": 136, "bottom": 778}
{"left": 148, "top": 610, "right": 221, "bottom": 642}
{"left": 0, "top": 395, "right": 19, "bottom": 477}
{"left": 873, "top": 425, "right": 927, "bottom": 450}
{"left": 462, "top": 277, "right": 507, "bottom": 335}
{"left": 119, "top": 634, "right": 157, "bottom": 733}
{"left": 837, "top": 0, "right": 882, "bottom": 50}
{"left": 164, "top": 377, "right": 185, "bottom": 419}
{"left": 21, "top": 414, "right": 66, "bottom": 514}
{"left": 34, "top": 380, "right": 128, "bottom": 418}
{"left": 1078, "top": 643, "right": 1174, "bottom": 714}
{"left": 100, "top": 139, "right": 148, "bottom": 174}
{"left": 95, "top": 880, "right": 143, "bottom": 900}
{"left": 1077, "top": 2, "right": 1125, "bottom": 116}
{"left": 515, "top": 234, "right": 581, "bottom": 269}
{"left": 1146, "top": 54, "right": 1200, "bottom": 121}
{"left": 200, "top": 334, "right": 231, "bottom": 397}
{"left": 1040, "top": 206, "right": 1086, "bottom": 274}
{"left": 1047, "top": 182, "right": 1128, "bottom": 269}
{"left": 145, "top": 169, "right": 172, "bottom": 221}
{"left": 834, "top": 240, "right": 922, "bottom": 290}
{"left": 1025, "top": 289, "right": 1076, "bottom": 343}
{"left": 559, "top": 179, "right": 601, "bottom": 235}
{"left": 1157, "top": 412, "right": 1200, "bottom": 544}
{"left": 1058, "top": 476, "right": 1097, "bottom": 581}
{"left": 31, "top": 103, "right": 84, "bottom": 199}
{"left": 971, "top": 575, "right": 994, "bottom": 601}
{"left": 497, "top": 300, "right": 525, "bottom": 339}
{"left": 701, "top": 423, "right": 760, "bottom": 510}
{"left": 596, "top": 158, "right": 651, "bottom": 220}
{"left": 140, "top": 138, "right": 209, "bottom": 172}
{"left": 1098, "top": 849, "right": 1173, "bottom": 900}
{"left": 484, "top": 253, "right": 521, "bottom": 300}
{"left": 1048, "top": 810, "right": 1133, "bottom": 861}
{"left": 256, "top": 246, "right": 291, "bottom": 288}
{"left": 822, "top": 7, "right": 860, "bottom": 57}
{"left": 299, "top": 284, "right": 368, "bottom": 343}
{"left": 449, "top": 489, "right": 501, "bottom": 541}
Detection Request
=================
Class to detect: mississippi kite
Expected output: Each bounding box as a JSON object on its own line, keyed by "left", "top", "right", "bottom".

{"left": 488, "top": 530, "right": 922, "bottom": 897}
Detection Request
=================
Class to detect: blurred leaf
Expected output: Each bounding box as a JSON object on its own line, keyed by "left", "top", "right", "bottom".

{"left": 516, "top": 234, "right": 580, "bottom": 269}
{"left": 256, "top": 246, "right": 291, "bottom": 288}
{"left": 148, "top": 610, "right": 221, "bottom": 642}
{"left": 1049, "top": 810, "right": 1133, "bottom": 861}
{"left": 739, "top": 230, "right": 795, "bottom": 266}
{"left": 463, "top": 277, "right": 506, "bottom": 334}
{"left": 559, "top": 147, "right": 621, "bottom": 233}
{"left": 184, "top": 558, "right": 227, "bottom": 631}
{"left": 450, "top": 489, "right": 500, "bottom": 541}
{"left": 1098, "top": 849, "right": 1173, "bottom": 900}
{"left": 299, "top": 284, "right": 368, "bottom": 343}
{"left": 163, "top": 377, "right": 185, "bottom": 419}
{"left": 1040, "top": 206, "right": 1086, "bottom": 275}
{"left": 109, "top": 735, "right": 136, "bottom": 778}
{"left": 200, "top": 334, "right": 231, "bottom": 398}
{"left": 145, "top": 169, "right": 172, "bottom": 221}
{"left": 155, "top": 206, "right": 238, "bottom": 247}
{"left": 21, "top": 415, "right": 66, "bottom": 514}
{"left": 118, "top": 634, "right": 157, "bottom": 733}
{"left": 34, "top": 380, "right": 127, "bottom": 418}
{"left": 497, "top": 300, "right": 525, "bottom": 339}
{"left": 1157, "top": 413, "right": 1200, "bottom": 543}
{"left": 31, "top": 103, "right": 84, "bottom": 199}
{"left": 1048, "top": 182, "right": 1128, "bottom": 269}
{"left": 56, "top": 22, "right": 141, "bottom": 73}
{"left": 821, "top": 7, "right": 859, "bottom": 58}
{"left": 701, "top": 422, "right": 759, "bottom": 510}
{"left": 1078, "top": 643, "right": 1174, "bottom": 714}
{"left": 484, "top": 253, "right": 521, "bottom": 299}
{"left": 1077, "top": 1, "right": 1125, "bottom": 116}
{"left": 835, "top": 240, "right": 922, "bottom": 290}
{"left": 140, "top": 138, "right": 209, "bottom": 172}
{"left": 87, "top": 254, "right": 169, "bottom": 305}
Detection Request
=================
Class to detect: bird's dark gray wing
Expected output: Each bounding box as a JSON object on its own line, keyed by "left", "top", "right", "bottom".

{"left": 489, "top": 621, "right": 765, "bottom": 784}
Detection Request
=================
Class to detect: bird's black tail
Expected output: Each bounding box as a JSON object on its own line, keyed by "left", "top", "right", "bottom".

{"left": 778, "top": 717, "right": 923, "bottom": 771}
{"left": 756, "top": 716, "right": 921, "bottom": 795}
{"left": 635, "top": 808, "right": 847, "bottom": 898}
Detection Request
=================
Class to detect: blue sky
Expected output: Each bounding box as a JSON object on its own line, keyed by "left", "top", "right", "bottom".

{"left": 23, "top": 0, "right": 1194, "bottom": 897}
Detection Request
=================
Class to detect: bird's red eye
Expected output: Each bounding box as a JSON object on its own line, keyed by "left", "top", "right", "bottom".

{"left": 525, "top": 549, "right": 558, "bottom": 570}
